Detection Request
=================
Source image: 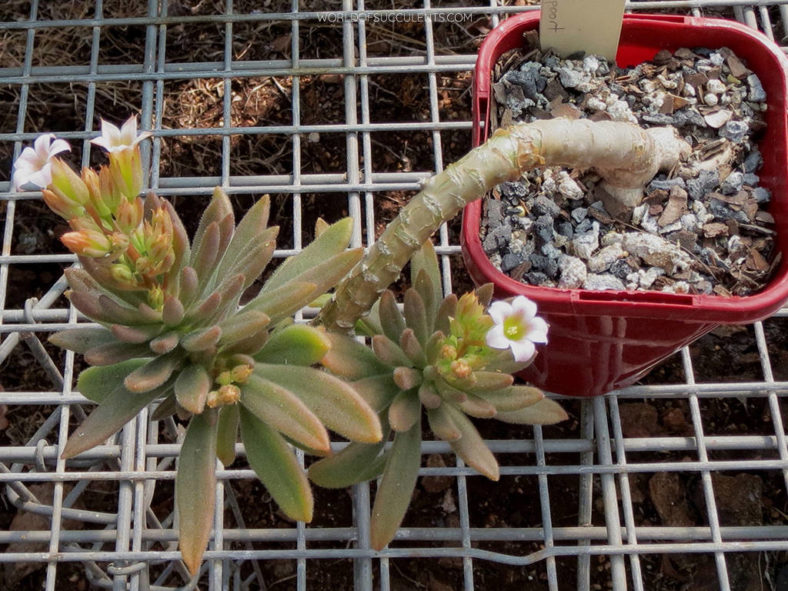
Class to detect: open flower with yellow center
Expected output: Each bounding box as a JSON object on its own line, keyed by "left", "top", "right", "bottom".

{"left": 91, "top": 115, "right": 151, "bottom": 199}
{"left": 485, "top": 296, "right": 548, "bottom": 362}
{"left": 12, "top": 134, "right": 71, "bottom": 191}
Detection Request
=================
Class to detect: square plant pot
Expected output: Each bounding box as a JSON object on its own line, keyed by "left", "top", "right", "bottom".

{"left": 461, "top": 12, "right": 788, "bottom": 396}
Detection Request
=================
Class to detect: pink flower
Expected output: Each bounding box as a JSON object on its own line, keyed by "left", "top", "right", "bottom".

{"left": 12, "top": 134, "right": 71, "bottom": 191}
{"left": 485, "top": 296, "right": 548, "bottom": 362}
{"left": 90, "top": 116, "right": 151, "bottom": 153}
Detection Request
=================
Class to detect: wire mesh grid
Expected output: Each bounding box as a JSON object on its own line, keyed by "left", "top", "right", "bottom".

{"left": 0, "top": 1, "right": 787, "bottom": 589}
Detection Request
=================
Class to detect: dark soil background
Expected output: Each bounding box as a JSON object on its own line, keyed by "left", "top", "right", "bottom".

{"left": 1, "top": 1, "right": 786, "bottom": 590}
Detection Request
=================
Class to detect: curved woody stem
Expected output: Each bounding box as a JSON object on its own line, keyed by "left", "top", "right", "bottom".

{"left": 318, "top": 118, "right": 690, "bottom": 332}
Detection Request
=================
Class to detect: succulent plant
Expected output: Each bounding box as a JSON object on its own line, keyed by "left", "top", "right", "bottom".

{"left": 18, "top": 119, "right": 383, "bottom": 575}
{"left": 310, "top": 240, "right": 567, "bottom": 549}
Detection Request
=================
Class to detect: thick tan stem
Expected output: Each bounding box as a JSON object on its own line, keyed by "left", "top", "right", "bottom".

{"left": 318, "top": 119, "right": 689, "bottom": 332}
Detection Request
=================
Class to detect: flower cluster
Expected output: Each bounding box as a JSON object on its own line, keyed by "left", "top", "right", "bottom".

{"left": 12, "top": 114, "right": 562, "bottom": 576}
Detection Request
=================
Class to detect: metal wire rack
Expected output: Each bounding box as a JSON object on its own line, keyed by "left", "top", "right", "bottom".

{"left": 1, "top": 1, "right": 787, "bottom": 589}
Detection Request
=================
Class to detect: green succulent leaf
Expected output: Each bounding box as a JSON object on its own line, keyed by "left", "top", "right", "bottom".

{"left": 176, "top": 412, "right": 218, "bottom": 576}
{"left": 221, "top": 195, "right": 271, "bottom": 269}
{"left": 149, "top": 332, "right": 180, "bottom": 355}
{"left": 370, "top": 417, "right": 422, "bottom": 551}
{"left": 399, "top": 329, "right": 426, "bottom": 367}
{"left": 403, "top": 290, "right": 429, "bottom": 346}
{"left": 348, "top": 375, "right": 400, "bottom": 412}
{"left": 434, "top": 294, "right": 457, "bottom": 337}
{"left": 475, "top": 283, "right": 494, "bottom": 308}
{"left": 371, "top": 335, "right": 412, "bottom": 368}
{"left": 427, "top": 405, "right": 461, "bottom": 441}
{"left": 239, "top": 407, "right": 314, "bottom": 522}
{"left": 255, "top": 364, "right": 382, "bottom": 444}
{"left": 163, "top": 199, "right": 190, "bottom": 287}
{"left": 255, "top": 324, "right": 330, "bottom": 366}
{"left": 444, "top": 404, "right": 499, "bottom": 481}
{"left": 262, "top": 217, "right": 354, "bottom": 293}
{"left": 151, "top": 392, "right": 177, "bottom": 421}
{"left": 466, "top": 372, "right": 515, "bottom": 392}
{"left": 175, "top": 364, "right": 212, "bottom": 415}
{"left": 409, "top": 239, "right": 443, "bottom": 314}
{"left": 456, "top": 394, "right": 497, "bottom": 419}
{"left": 308, "top": 426, "right": 389, "bottom": 489}
{"left": 49, "top": 326, "right": 116, "bottom": 354}
{"left": 243, "top": 281, "right": 317, "bottom": 323}
{"left": 216, "top": 403, "right": 240, "bottom": 467}
{"left": 178, "top": 267, "right": 200, "bottom": 309}
{"left": 321, "top": 333, "right": 391, "bottom": 381}
{"left": 162, "top": 295, "right": 186, "bottom": 327}
{"left": 191, "top": 187, "right": 234, "bottom": 266}
{"left": 378, "top": 290, "right": 406, "bottom": 344}
{"left": 392, "top": 367, "right": 422, "bottom": 392}
{"left": 494, "top": 398, "right": 569, "bottom": 425}
{"left": 62, "top": 380, "right": 173, "bottom": 459}
{"left": 181, "top": 326, "right": 222, "bottom": 352}
{"left": 418, "top": 381, "right": 442, "bottom": 409}
{"left": 124, "top": 353, "right": 181, "bottom": 393}
{"left": 482, "top": 350, "right": 533, "bottom": 375}
{"left": 218, "top": 311, "right": 271, "bottom": 348}
{"left": 472, "top": 385, "right": 544, "bottom": 412}
{"left": 192, "top": 221, "right": 221, "bottom": 295}
{"left": 77, "top": 359, "right": 148, "bottom": 403}
{"left": 388, "top": 390, "right": 421, "bottom": 432}
{"left": 227, "top": 228, "right": 278, "bottom": 291}
{"left": 241, "top": 373, "right": 331, "bottom": 454}
{"left": 99, "top": 294, "right": 154, "bottom": 325}
{"left": 84, "top": 342, "right": 151, "bottom": 366}
{"left": 110, "top": 323, "right": 162, "bottom": 344}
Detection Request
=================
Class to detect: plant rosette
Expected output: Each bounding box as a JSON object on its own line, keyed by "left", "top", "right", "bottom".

{"left": 11, "top": 115, "right": 571, "bottom": 573}
{"left": 461, "top": 13, "right": 788, "bottom": 397}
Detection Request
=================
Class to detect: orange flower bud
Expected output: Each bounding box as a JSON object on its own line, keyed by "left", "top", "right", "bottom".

{"left": 61, "top": 229, "right": 112, "bottom": 258}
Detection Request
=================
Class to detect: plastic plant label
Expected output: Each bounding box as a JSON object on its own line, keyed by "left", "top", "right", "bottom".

{"left": 539, "top": 0, "right": 627, "bottom": 61}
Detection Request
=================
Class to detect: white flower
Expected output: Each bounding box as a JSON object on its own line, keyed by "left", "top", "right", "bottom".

{"left": 485, "top": 295, "right": 548, "bottom": 362}
{"left": 90, "top": 115, "right": 151, "bottom": 153}
{"left": 11, "top": 134, "right": 71, "bottom": 191}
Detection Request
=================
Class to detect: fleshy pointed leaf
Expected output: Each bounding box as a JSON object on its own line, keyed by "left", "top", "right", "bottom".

{"left": 176, "top": 412, "right": 218, "bottom": 576}
{"left": 77, "top": 359, "right": 148, "bottom": 403}
{"left": 150, "top": 332, "right": 180, "bottom": 354}
{"left": 241, "top": 374, "right": 330, "bottom": 453}
{"left": 162, "top": 295, "right": 185, "bottom": 327}
{"left": 495, "top": 398, "right": 569, "bottom": 425}
{"left": 466, "top": 372, "right": 515, "bottom": 393}
{"left": 349, "top": 375, "right": 400, "bottom": 412}
{"left": 175, "top": 364, "right": 212, "bottom": 415}
{"left": 62, "top": 381, "right": 173, "bottom": 458}
{"left": 473, "top": 385, "right": 544, "bottom": 412}
{"left": 410, "top": 239, "right": 443, "bottom": 314}
{"left": 84, "top": 342, "right": 151, "bottom": 366}
{"left": 427, "top": 405, "right": 461, "bottom": 441}
{"left": 124, "top": 354, "right": 181, "bottom": 393}
{"left": 179, "top": 266, "right": 200, "bottom": 309}
{"left": 239, "top": 407, "right": 313, "bottom": 522}
{"left": 434, "top": 294, "right": 457, "bottom": 336}
{"left": 181, "top": 326, "right": 222, "bottom": 352}
{"left": 321, "top": 333, "right": 391, "bottom": 380}
{"left": 218, "top": 311, "right": 271, "bottom": 347}
{"left": 403, "top": 289, "right": 428, "bottom": 345}
{"left": 111, "top": 323, "right": 161, "bottom": 344}
{"left": 283, "top": 248, "right": 364, "bottom": 302}
{"left": 392, "top": 366, "right": 422, "bottom": 392}
{"left": 50, "top": 327, "right": 116, "bottom": 353}
{"left": 255, "top": 324, "right": 330, "bottom": 366}
{"left": 221, "top": 196, "right": 272, "bottom": 269}
{"left": 371, "top": 335, "right": 412, "bottom": 368}
{"left": 255, "top": 364, "right": 382, "bottom": 444}
{"left": 216, "top": 404, "right": 240, "bottom": 467}
{"left": 418, "top": 381, "right": 442, "bottom": 409}
{"left": 388, "top": 390, "right": 421, "bottom": 432}
{"left": 308, "top": 435, "right": 389, "bottom": 488}
{"left": 244, "top": 281, "right": 317, "bottom": 323}
{"left": 399, "top": 328, "right": 426, "bottom": 367}
{"left": 201, "top": 274, "right": 245, "bottom": 326}
{"left": 228, "top": 230, "right": 277, "bottom": 290}
{"left": 192, "top": 221, "right": 221, "bottom": 294}
{"left": 445, "top": 405, "right": 499, "bottom": 481}
{"left": 482, "top": 349, "right": 532, "bottom": 374}
{"left": 262, "top": 217, "right": 354, "bottom": 293}
{"left": 378, "top": 290, "right": 406, "bottom": 343}
{"left": 457, "top": 394, "right": 497, "bottom": 418}
{"left": 191, "top": 187, "right": 234, "bottom": 266}
{"left": 163, "top": 199, "right": 190, "bottom": 286}
{"left": 151, "top": 392, "right": 177, "bottom": 421}
{"left": 370, "top": 418, "right": 422, "bottom": 550}
{"left": 99, "top": 294, "right": 152, "bottom": 325}
{"left": 475, "top": 283, "right": 494, "bottom": 308}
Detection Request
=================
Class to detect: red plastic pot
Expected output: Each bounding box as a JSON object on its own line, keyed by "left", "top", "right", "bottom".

{"left": 461, "top": 12, "right": 788, "bottom": 396}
